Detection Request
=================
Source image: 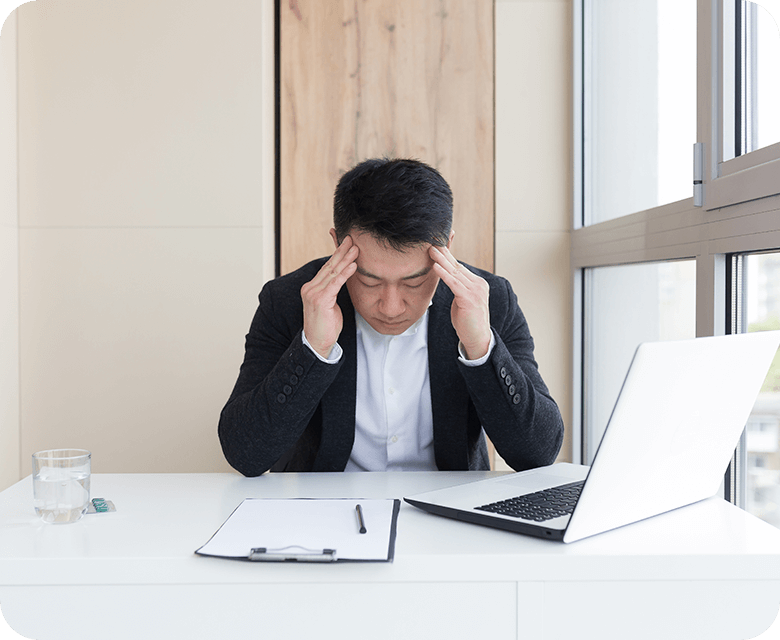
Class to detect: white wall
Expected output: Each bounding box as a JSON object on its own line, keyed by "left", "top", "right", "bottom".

{"left": 0, "top": 0, "right": 275, "bottom": 488}
{"left": 0, "top": 11, "right": 19, "bottom": 491}
{"left": 495, "top": 0, "right": 573, "bottom": 464}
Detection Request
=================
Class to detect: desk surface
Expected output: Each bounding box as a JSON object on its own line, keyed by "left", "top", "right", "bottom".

{"left": 2, "top": 472, "right": 780, "bottom": 640}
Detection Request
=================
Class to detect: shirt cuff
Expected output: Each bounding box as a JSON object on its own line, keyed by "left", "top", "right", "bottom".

{"left": 301, "top": 330, "right": 343, "bottom": 364}
{"left": 458, "top": 331, "right": 496, "bottom": 367}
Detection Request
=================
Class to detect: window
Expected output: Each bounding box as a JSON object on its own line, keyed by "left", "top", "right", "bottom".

{"left": 733, "top": 251, "right": 780, "bottom": 528}
{"left": 582, "top": 260, "right": 696, "bottom": 462}
{"left": 711, "top": 0, "right": 780, "bottom": 208}
{"left": 574, "top": 0, "right": 780, "bottom": 517}
{"left": 728, "top": 1, "right": 780, "bottom": 159}
{"left": 582, "top": 0, "right": 697, "bottom": 225}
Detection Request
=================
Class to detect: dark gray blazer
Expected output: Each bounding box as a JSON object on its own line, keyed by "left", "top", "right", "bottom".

{"left": 218, "top": 258, "right": 564, "bottom": 476}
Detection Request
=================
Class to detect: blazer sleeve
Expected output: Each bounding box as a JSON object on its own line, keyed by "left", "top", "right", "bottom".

{"left": 456, "top": 275, "right": 564, "bottom": 471}
{"left": 218, "top": 271, "right": 343, "bottom": 476}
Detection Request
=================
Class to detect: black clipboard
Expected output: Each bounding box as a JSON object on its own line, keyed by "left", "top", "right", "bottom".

{"left": 195, "top": 498, "right": 401, "bottom": 562}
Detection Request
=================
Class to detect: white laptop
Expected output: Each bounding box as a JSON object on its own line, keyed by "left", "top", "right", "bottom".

{"left": 405, "top": 331, "right": 780, "bottom": 543}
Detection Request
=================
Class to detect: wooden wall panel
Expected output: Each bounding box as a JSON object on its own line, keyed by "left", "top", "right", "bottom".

{"left": 280, "top": 0, "right": 494, "bottom": 275}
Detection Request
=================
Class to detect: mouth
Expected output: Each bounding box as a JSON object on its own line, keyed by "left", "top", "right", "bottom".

{"left": 374, "top": 318, "right": 409, "bottom": 332}
{"left": 377, "top": 318, "right": 406, "bottom": 326}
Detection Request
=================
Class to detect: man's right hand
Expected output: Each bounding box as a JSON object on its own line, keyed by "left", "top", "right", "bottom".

{"left": 300, "top": 235, "right": 359, "bottom": 359}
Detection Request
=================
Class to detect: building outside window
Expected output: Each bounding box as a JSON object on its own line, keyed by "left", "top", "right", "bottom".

{"left": 742, "top": 252, "right": 780, "bottom": 528}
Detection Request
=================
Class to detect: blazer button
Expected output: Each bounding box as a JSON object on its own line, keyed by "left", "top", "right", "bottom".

{"left": 276, "top": 393, "right": 287, "bottom": 404}
{"left": 512, "top": 394, "right": 521, "bottom": 405}
{"left": 290, "top": 374, "right": 299, "bottom": 385}
{"left": 505, "top": 374, "right": 513, "bottom": 386}
{"left": 500, "top": 367, "right": 507, "bottom": 379}
{"left": 508, "top": 384, "right": 516, "bottom": 395}
{"left": 295, "top": 365, "right": 304, "bottom": 377}
{"left": 283, "top": 385, "right": 293, "bottom": 395}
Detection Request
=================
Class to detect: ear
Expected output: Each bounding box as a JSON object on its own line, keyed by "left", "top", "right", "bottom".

{"left": 329, "top": 228, "right": 339, "bottom": 249}
{"left": 447, "top": 230, "right": 455, "bottom": 249}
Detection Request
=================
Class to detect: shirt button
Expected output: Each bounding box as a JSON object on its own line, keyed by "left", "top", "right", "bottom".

{"left": 390, "top": 435, "right": 398, "bottom": 443}
{"left": 388, "top": 387, "right": 395, "bottom": 395}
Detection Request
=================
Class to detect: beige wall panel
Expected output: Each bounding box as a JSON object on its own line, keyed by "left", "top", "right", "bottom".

{"left": 17, "top": 0, "right": 265, "bottom": 229}
{"left": 495, "top": 0, "right": 573, "bottom": 465}
{"left": 495, "top": 230, "right": 571, "bottom": 464}
{"left": 495, "top": 0, "right": 572, "bottom": 234}
{"left": 280, "top": 0, "right": 494, "bottom": 274}
{"left": 0, "top": 11, "right": 15, "bottom": 230}
{"left": 13, "top": 0, "right": 275, "bottom": 477}
{"left": 0, "top": 12, "right": 19, "bottom": 491}
{"left": 19, "top": 228, "right": 264, "bottom": 473}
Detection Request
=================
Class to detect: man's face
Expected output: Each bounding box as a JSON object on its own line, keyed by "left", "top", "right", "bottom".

{"left": 333, "top": 229, "right": 446, "bottom": 335}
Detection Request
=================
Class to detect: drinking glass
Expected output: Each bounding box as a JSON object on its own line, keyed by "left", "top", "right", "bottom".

{"left": 32, "top": 449, "right": 91, "bottom": 524}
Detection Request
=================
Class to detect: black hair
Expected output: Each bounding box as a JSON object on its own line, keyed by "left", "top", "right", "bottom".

{"left": 333, "top": 158, "right": 453, "bottom": 251}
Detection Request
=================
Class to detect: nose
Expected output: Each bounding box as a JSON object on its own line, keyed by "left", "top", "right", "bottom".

{"left": 378, "top": 285, "right": 405, "bottom": 318}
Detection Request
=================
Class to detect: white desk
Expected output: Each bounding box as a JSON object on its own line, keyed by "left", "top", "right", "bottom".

{"left": 1, "top": 472, "right": 779, "bottom": 640}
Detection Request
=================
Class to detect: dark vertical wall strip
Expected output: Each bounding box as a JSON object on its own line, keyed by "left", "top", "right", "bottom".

{"left": 274, "top": 0, "right": 282, "bottom": 278}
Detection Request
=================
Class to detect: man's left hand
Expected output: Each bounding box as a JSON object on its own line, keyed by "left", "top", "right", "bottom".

{"left": 430, "top": 245, "right": 492, "bottom": 360}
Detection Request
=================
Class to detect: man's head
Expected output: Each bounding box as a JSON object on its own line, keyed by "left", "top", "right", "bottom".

{"left": 330, "top": 158, "right": 454, "bottom": 335}
{"left": 332, "top": 158, "right": 453, "bottom": 250}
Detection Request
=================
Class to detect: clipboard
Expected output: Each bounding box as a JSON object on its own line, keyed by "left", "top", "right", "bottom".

{"left": 195, "top": 498, "right": 401, "bottom": 562}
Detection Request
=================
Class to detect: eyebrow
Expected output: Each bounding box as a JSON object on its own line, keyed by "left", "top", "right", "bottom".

{"left": 356, "top": 266, "right": 432, "bottom": 281}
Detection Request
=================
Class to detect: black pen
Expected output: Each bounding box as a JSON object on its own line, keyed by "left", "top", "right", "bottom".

{"left": 355, "top": 504, "right": 367, "bottom": 534}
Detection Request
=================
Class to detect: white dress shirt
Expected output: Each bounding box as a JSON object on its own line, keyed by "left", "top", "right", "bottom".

{"left": 346, "top": 309, "right": 436, "bottom": 471}
{"left": 301, "top": 306, "right": 495, "bottom": 471}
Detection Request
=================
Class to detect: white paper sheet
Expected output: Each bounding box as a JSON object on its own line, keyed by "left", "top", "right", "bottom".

{"left": 196, "top": 498, "right": 399, "bottom": 562}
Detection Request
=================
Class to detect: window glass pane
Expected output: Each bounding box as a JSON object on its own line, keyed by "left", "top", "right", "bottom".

{"left": 584, "top": 0, "right": 696, "bottom": 225}
{"left": 584, "top": 260, "right": 696, "bottom": 463}
{"left": 744, "top": 251, "right": 780, "bottom": 528}
{"left": 752, "top": 3, "right": 780, "bottom": 149}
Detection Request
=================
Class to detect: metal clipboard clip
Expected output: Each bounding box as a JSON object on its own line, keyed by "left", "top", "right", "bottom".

{"left": 248, "top": 546, "right": 338, "bottom": 562}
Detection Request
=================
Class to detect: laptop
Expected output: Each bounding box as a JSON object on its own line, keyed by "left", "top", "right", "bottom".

{"left": 405, "top": 331, "right": 780, "bottom": 543}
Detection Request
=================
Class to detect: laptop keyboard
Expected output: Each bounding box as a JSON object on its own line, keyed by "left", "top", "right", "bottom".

{"left": 475, "top": 480, "right": 585, "bottom": 522}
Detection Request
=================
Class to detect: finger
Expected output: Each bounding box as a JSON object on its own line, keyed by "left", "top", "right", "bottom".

{"left": 329, "top": 242, "right": 358, "bottom": 275}
{"left": 311, "top": 242, "right": 358, "bottom": 289}
{"left": 438, "top": 244, "right": 458, "bottom": 264}
{"left": 429, "top": 246, "right": 458, "bottom": 277}
{"left": 301, "top": 260, "right": 357, "bottom": 322}
{"left": 440, "top": 246, "right": 479, "bottom": 283}
{"left": 318, "top": 234, "right": 353, "bottom": 270}
{"left": 431, "top": 247, "right": 473, "bottom": 287}
{"left": 333, "top": 233, "right": 353, "bottom": 256}
{"left": 432, "top": 260, "right": 468, "bottom": 293}
{"left": 313, "top": 249, "right": 359, "bottom": 298}
{"left": 324, "top": 258, "right": 358, "bottom": 292}
{"left": 430, "top": 245, "right": 459, "bottom": 271}
{"left": 325, "top": 235, "right": 354, "bottom": 270}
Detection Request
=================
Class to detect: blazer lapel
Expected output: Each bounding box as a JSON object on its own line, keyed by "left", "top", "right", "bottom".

{"left": 314, "top": 287, "right": 357, "bottom": 471}
{"left": 428, "top": 283, "right": 471, "bottom": 469}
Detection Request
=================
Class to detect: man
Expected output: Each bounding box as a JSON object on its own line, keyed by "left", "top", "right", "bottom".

{"left": 219, "top": 158, "right": 563, "bottom": 475}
